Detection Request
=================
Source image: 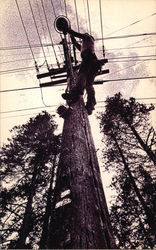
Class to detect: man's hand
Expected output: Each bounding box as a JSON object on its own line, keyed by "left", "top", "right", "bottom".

{"left": 70, "top": 35, "right": 81, "bottom": 51}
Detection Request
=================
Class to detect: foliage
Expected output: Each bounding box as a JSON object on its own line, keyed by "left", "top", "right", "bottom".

{"left": 0, "top": 111, "right": 61, "bottom": 248}
{"left": 98, "top": 93, "right": 156, "bottom": 248}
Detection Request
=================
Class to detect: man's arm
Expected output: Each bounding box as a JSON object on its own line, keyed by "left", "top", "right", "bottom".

{"left": 70, "top": 35, "right": 81, "bottom": 51}
{"left": 68, "top": 28, "right": 85, "bottom": 39}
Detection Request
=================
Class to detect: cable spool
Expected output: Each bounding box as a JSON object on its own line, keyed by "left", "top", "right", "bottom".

{"left": 54, "top": 15, "right": 71, "bottom": 34}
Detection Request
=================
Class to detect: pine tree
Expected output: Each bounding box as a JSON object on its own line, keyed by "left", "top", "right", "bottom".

{"left": 98, "top": 93, "right": 156, "bottom": 248}
{"left": 0, "top": 111, "right": 61, "bottom": 248}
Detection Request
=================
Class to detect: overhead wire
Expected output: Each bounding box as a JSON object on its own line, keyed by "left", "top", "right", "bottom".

{"left": 0, "top": 32, "right": 156, "bottom": 51}
{"left": 64, "top": 0, "right": 67, "bottom": 17}
{"left": 15, "top": 0, "right": 36, "bottom": 63}
{"left": 83, "top": 0, "right": 89, "bottom": 33}
{"left": 0, "top": 53, "right": 156, "bottom": 65}
{"left": 1, "top": 97, "right": 156, "bottom": 116}
{"left": 35, "top": 0, "right": 51, "bottom": 59}
{"left": 105, "top": 44, "right": 156, "bottom": 51}
{"left": 0, "top": 105, "right": 57, "bottom": 114}
{"left": 74, "top": 0, "right": 80, "bottom": 33}
{"left": 1, "top": 44, "right": 156, "bottom": 59}
{"left": 99, "top": 0, "right": 105, "bottom": 57}
{"left": 40, "top": 0, "right": 60, "bottom": 67}
{"left": 86, "top": 0, "right": 91, "bottom": 34}
{"left": 1, "top": 54, "right": 155, "bottom": 71}
{"left": 1, "top": 76, "right": 156, "bottom": 94}
{"left": 106, "top": 12, "right": 156, "bottom": 37}
{"left": 96, "top": 32, "right": 156, "bottom": 41}
{"left": 1, "top": 111, "right": 56, "bottom": 120}
{"left": 28, "top": 0, "right": 47, "bottom": 65}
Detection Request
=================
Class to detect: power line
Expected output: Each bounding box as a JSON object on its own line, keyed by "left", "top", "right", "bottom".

{"left": 0, "top": 32, "right": 155, "bottom": 51}
{"left": 86, "top": 0, "right": 91, "bottom": 34}
{"left": 28, "top": 0, "right": 48, "bottom": 67}
{"left": 99, "top": 0, "right": 105, "bottom": 57}
{"left": 1, "top": 110, "right": 56, "bottom": 119}
{"left": 108, "top": 54, "right": 156, "bottom": 60}
{"left": 95, "top": 76, "right": 156, "bottom": 84}
{"left": 106, "top": 12, "right": 156, "bottom": 36}
{"left": 0, "top": 76, "right": 155, "bottom": 94}
{"left": 35, "top": 0, "right": 51, "bottom": 59}
{"left": 64, "top": 0, "right": 67, "bottom": 17}
{"left": 74, "top": 0, "right": 80, "bottom": 33}
{"left": 2, "top": 54, "right": 155, "bottom": 75}
{"left": 1, "top": 97, "right": 156, "bottom": 116}
{"left": 83, "top": 0, "right": 89, "bottom": 33}
{"left": 106, "top": 44, "right": 156, "bottom": 51}
{"left": 98, "top": 32, "right": 156, "bottom": 41}
{"left": 1, "top": 44, "right": 155, "bottom": 59}
{"left": 15, "top": 0, "right": 36, "bottom": 63}
{"left": 107, "top": 59, "right": 145, "bottom": 78}
{"left": 1, "top": 53, "right": 155, "bottom": 65}
{"left": 40, "top": 0, "right": 60, "bottom": 67}
{"left": 108, "top": 58, "right": 156, "bottom": 63}
{"left": 0, "top": 104, "right": 57, "bottom": 114}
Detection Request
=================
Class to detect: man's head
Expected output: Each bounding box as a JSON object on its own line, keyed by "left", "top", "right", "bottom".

{"left": 85, "top": 33, "right": 95, "bottom": 41}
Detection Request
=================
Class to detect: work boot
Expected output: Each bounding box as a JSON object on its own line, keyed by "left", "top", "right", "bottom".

{"left": 62, "top": 92, "right": 80, "bottom": 103}
{"left": 85, "top": 101, "right": 96, "bottom": 115}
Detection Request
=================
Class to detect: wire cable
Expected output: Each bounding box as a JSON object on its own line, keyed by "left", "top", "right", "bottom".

{"left": 86, "top": 0, "right": 91, "bottom": 34}
{"left": 99, "top": 0, "right": 105, "bottom": 57}
{"left": 83, "top": 0, "right": 89, "bottom": 33}
{"left": 1, "top": 54, "right": 155, "bottom": 70}
{"left": 1, "top": 105, "right": 57, "bottom": 114}
{"left": 106, "top": 12, "right": 156, "bottom": 37}
{"left": 64, "top": 0, "right": 67, "bottom": 17}
{"left": 28, "top": 0, "right": 47, "bottom": 63}
{"left": 0, "top": 76, "right": 155, "bottom": 94}
{"left": 1, "top": 97, "right": 156, "bottom": 116}
{"left": 40, "top": 0, "right": 60, "bottom": 67}
{"left": 35, "top": 0, "right": 51, "bottom": 59}
{"left": 1, "top": 110, "right": 56, "bottom": 119}
{"left": 15, "top": 0, "right": 36, "bottom": 63}
{"left": 106, "top": 44, "right": 156, "bottom": 51}
{"left": 74, "top": 0, "right": 80, "bottom": 33}
{"left": 95, "top": 76, "right": 156, "bottom": 83}
{"left": 1, "top": 32, "right": 156, "bottom": 51}
{"left": 96, "top": 32, "right": 156, "bottom": 41}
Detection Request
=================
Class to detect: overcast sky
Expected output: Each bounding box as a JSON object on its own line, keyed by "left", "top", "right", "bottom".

{"left": 0, "top": 0, "right": 156, "bottom": 203}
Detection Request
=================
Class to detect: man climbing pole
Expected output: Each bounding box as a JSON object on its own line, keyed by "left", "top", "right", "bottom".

{"left": 62, "top": 27, "right": 101, "bottom": 115}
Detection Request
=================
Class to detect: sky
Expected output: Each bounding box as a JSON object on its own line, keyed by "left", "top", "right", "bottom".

{"left": 0, "top": 0, "right": 156, "bottom": 203}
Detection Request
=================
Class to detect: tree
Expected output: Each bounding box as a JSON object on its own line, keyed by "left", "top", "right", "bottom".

{"left": 0, "top": 111, "right": 61, "bottom": 249}
{"left": 98, "top": 93, "right": 156, "bottom": 248}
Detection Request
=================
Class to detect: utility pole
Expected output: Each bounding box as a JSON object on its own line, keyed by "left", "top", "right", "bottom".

{"left": 47, "top": 16, "right": 116, "bottom": 249}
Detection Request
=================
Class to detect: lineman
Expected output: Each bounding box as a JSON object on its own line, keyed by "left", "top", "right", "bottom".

{"left": 62, "top": 28, "right": 101, "bottom": 115}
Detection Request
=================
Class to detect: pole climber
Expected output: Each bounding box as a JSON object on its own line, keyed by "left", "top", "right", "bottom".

{"left": 58, "top": 22, "right": 101, "bottom": 115}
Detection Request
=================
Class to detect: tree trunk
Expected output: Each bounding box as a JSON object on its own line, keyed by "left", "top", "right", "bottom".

{"left": 113, "top": 134, "right": 156, "bottom": 237}
{"left": 125, "top": 117, "right": 156, "bottom": 165}
{"left": 16, "top": 166, "right": 38, "bottom": 249}
{"left": 47, "top": 98, "right": 116, "bottom": 249}
{"left": 39, "top": 156, "right": 57, "bottom": 249}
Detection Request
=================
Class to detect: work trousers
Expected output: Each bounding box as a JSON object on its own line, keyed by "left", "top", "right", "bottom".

{"left": 74, "top": 69, "right": 96, "bottom": 105}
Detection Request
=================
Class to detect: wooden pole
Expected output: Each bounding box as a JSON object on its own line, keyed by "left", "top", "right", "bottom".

{"left": 47, "top": 30, "right": 116, "bottom": 249}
